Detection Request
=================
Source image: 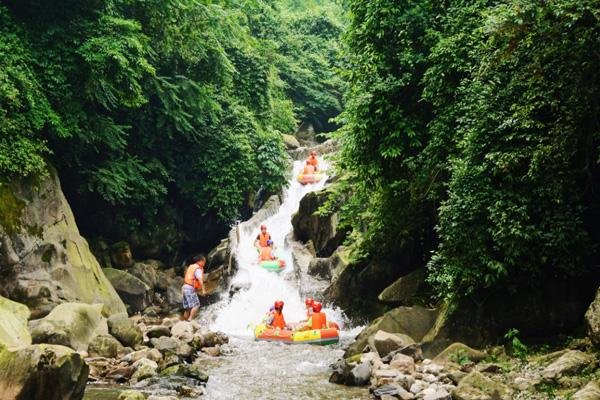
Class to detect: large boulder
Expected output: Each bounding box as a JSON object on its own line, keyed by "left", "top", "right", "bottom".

{"left": 29, "top": 303, "right": 108, "bottom": 352}
{"left": 292, "top": 188, "right": 346, "bottom": 257}
{"left": 0, "top": 169, "right": 126, "bottom": 318}
{"left": 110, "top": 241, "right": 135, "bottom": 269}
{"left": 585, "top": 287, "right": 600, "bottom": 347}
{"left": 452, "top": 371, "right": 512, "bottom": 400}
{"left": 103, "top": 268, "right": 152, "bottom": 314}
{"left": 0, "top": 295, "right": 31, "bottom": 349}
{"left": 369, "top": 330, "right": 416, "bottom": 357}
{"left": 573, "top": 381, "right": 600, "bottom": 400}
{"left": 88, "top": 334, "right": 124, "bottom": 358}
{"left": 345, "top": 306, "right": 438, "bottom": 357}
{"left": 433, "top": 343, "right": 487, "bottom": 365}
{"left": 378, "top": 268, "right": 426, "bottom": 305}
{"left": 107, "top": 314, "right": 143, "bottom": 347}
{"left": 0, "top": 343, "right": 89, "bottom": 400}
{"left": 541, "top": 350, "right": 597, "bottom": 381}
{"left": 282, "top": 134, "right": 301, "bottom": 150}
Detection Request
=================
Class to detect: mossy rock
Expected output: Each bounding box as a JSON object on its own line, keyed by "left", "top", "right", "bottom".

{"left": 0, "top": 182, "right": 25, "bottom": 236}
{"left": 452, "top": 370, "right": 512, "bottom": 400}
{"left": 118, "top": 390, "right": 146, "bottom": 400}
{"left": 160, "top": 364, "right": 208, "bottom": 383}
{"left": 107, "top": 314, "right": 143, "bottom": 347}
{"left": 0, "top": 296, "right": 31, "bottom": 349}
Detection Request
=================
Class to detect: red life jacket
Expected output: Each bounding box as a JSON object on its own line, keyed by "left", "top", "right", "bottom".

{"left": 311, "top": 312, "right": 327, "bottom": 330}
{"left": 184, "top": 263, "right": 203, "bottom": 289}
{"left": 308, "top": 156, "right": 318, "bottom": 167}
{"left": 257, "top": 232, "right": 271, "bottom": 247}
{"left": 271, "top": 312, "right": 286, "bottom": 329}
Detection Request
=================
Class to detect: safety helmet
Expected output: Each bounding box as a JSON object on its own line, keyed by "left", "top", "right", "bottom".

{"left": 305, "top": 298, "right": 314, "bottom": 306}
{"left": 260, "top": 224, "right": 266, "bottom": 230}
{"left": 274, "top": 300, "right": 284, "bottom": 309}
{"left": 312, "top": 302, "right": 323, "bottom": 313}
{"left": 267, "top": 239, "right": 273, "bottom": 245}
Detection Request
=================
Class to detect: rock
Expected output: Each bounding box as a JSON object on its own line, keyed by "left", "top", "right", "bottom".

{"left": 389, "top": 353, "right": 415, "bottom": 374}
{"left": 291, "top": 241, "right": 315, "bottom": 274}
{"left": 127, "top": 261, "right": 159, "bottom": 290}
{"left": 409, "top": 380, "right": 428, "bottom": 394}
{"left": 103, "top": 268, "right": 152, "bottom": 314}
{"left": 378, "top": 268, "right": 426, "bottom": 305}
{"left": 433, "top": 343, "right": 487, "bottom": 365}
{"left": 105, "top": 364, "right": 134, "bottom": 382}
{"left": 147, "top": 396, "right": 178, "bottom": 400}
{"left": 0, "top": 295, "right": 31, "bottom": 349}
{"left": 345, "top": 306, "right": 438, "bottom": 357}
{"left": 108, "top": 314, "right": 143, "bottom": 347}
{"left": 0, "top": 343, "right": 88, "bottom": 400}
{"left": 292, "top": 187, "right": 346, "bottom": 257}
{"left": 370, "top": 330, "right": 416, "bottom": 357}
{"left": 308, "top": 258, "right": 332, "bottom": 278}
{"left": 282, "top": 134, "right": 301, "bottom": 150}
{"left": 373, "top": 384, "right": 414, "bottom": 399}
{"left": 131, "top": 358, "right": 158, "bottom": 383}
{"left": 585, "top": 287, "right": 600, "bottom": 347}
{"left": 29, "top": 302, "right": 108, "bottom": 352}
{"left": 201, "top": 346, "right": 221, "bottom": 357}
{"left": 171, "top": 321, "right": 194, "bottom": 340}
{"left": 150, "top": 337, "right": 193, "bottom": 359}
{"left": 422, "top": 387, "right": 451, "bottom": 400}
{"left": 476, "top": 363, "right": 502, "bottom": 373}
{"left": 110, "top": 241, "right": 135, "bottom": 269}
{"left": 452, "top": 371, "right": 512, "bottom": 400}
{"left": 349, "top": 362, "right": 371, "bottom": 386}
{"left": 0, "top": 169, "right": 126, "bottom": 318}
{"left": 118, "top": 390, "right": 146, "bottom": 400}
{"left": 329, "top": 358, "right": 352, "bottom": 384}
{"left": 541, "top": 350, "right": 596, "bottom": 381}
{"left": 146, "top": 325, "right": 171, "bottom": 339}
{"left": 572, "top": 381, "right": 600, "bottom": 400}
{"left": 88, "top": 334, "right": 124, "bottom": 358}
{"left": 160, "top": 364, "right": 208, "bottom": 383}
{"left": 121, "top": 347, "right": 163, "bottom": 364}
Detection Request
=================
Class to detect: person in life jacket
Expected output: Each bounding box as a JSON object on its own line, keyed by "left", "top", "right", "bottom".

{"left": 259, "top": 239, "right": 277, "bottom": 261}
{"left": 302, "top": 160, "right": 316, "bottom": 175}
{"left": 307, "top": 150, "right": 318, "bottom": 171}
{"left": 263, "top": 305, "right": 275, "bottom": 325}
{"left": 181, "top": 254, "right": 206, "bottom": 321}
{"left": 254, "top": 224, "right": 272, "bottom": 250}
{"left": 268, "top": 300, "right": 288, "bottom": 329}
{"left": 305, "top": 297, "right": 315, "bottom": 319}
{"left": 297, "top": 301, "right": 327, "bottom": 331}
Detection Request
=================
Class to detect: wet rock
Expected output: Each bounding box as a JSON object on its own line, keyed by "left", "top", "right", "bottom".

{"left": 572, "top": 381, "right": 600, "bottom": 400}
{"left": 0, "top": 295, "right": 31, "bottom": 349}
{"left": 105, "top": 364, "right": 134, "bottom": 382}
{"left": 389, "top": 353, "right": 415, "bottom": 374}
{"left": 150, "top": 337, "right": 193, "bottom": 359}
{"left": 433, "top": 343, "right": 487, "bottom": 365}
{"left": 160, "top": 353, "right": 181, "bottom": 370}
{"left": 110, "top": 241, "right": 135, "bottom": 269}
{"left": 329, "top": 358, "right": 352, "bottom": 384}
{"left": 88, "top": 334, "right": 124, "bottom": 358}
{"left": 29, "top": 302, "right": 109, "bottom": 352}
{"left": 118, "top": 390, "right": 145, "bottom": 400}
{"left": 370, "top": 330, "right": 416, "bottom": 357}
{"left": 585, "top": 287, "right": 600, "bottom": 347}
{"left": 131, "top": 358, "right": 158, "bottom": 383}
{"left": 160, "top": 364, "right": 209, "bottom": 383}
{"left": 201, "top": 346, "right": 221, "bottom": 357}
{"left": 103, "top": 268, "right": 152, "bottom": 314}
{"left": 147, "top": 325, "right": 171, "bottom": 339}
{"left": 378, "top": 268, "right": 426, "bottom": 305}
{"left": 349, "top": 362, "right": 371, "bottom": 386}
{"left": 283, "top": 134, "right": 301, "bottom": 149}
{"left": 345, "top": 306, "right": 438, "bottom": 357}
{"left": 0, "top": 168, "right": 126, "bottom": 318}
{"left": 372, "top": 384, "right": 413, "bottom": 399}
{"left": 147, "top": 396, "right": 178, "bottom": 400}
{"left": 108, "top": 314, "right": 143, "bottom": 347}
{"left": 452, "top": 371, "right": 512, "bottom": 400}
{"left": 541, "top": 350, "right": 596, "bottom": 381}
{"left": 0, "top": 343, "right": 89, "bottom": 400}
{"left": 308, "top": 257, "right": 332, "bottom": 278}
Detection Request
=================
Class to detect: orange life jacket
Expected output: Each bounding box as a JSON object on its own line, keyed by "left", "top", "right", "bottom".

{"left": 303, "top": 164, "right": 315, "bottom": 175}
{"left": 257, "top": 232, "right": 271, "bottom": 247}
{"left": 308, "top": 156, "right": 318, "bottom": 167}
{"left": 259, "top": 246, "right": 274, "bottom": 261}
{"left": 184, "top": 263, "right": 203, "bottom": 290}
{"left": 311, "top": 312, "right": 327, "bottom": 330}
{"left": 271, "top": 312, "right": 286, "bottom": 329}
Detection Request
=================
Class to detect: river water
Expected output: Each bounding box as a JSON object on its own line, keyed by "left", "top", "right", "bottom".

{"left": 85, "top": 160, "right": 368, "bottom": 399}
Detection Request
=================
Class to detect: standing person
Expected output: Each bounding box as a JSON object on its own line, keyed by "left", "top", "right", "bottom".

{"left": 307, "top": 150, "right": 319, "bottom": 171}
{"left": 254, "top": 224, "right": 272, "bottom": 250}
{"left": 181, "top": 254, "right": 206, "bottom": 321}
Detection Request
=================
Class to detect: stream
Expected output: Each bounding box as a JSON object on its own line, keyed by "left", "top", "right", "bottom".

{"left": 85, "top": 159, "right": 368, "bottom": 399}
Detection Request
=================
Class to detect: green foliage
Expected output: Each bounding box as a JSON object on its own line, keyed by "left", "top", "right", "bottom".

{"left": 448, "top": 349, "right": 472, "bottom": 366}
{"left": 504, "top": 328, "right": 529, "bottom": 361}
{"left": 0, "top": 0, "right": 345, "bottom": 252}
{"left": 337, "top": 0, "right": 599, "bottom": 301}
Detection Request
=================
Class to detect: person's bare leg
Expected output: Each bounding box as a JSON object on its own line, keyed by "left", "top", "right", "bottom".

{"left": 182, "top": 309, "right": 190, "bottom": 320}
{"left": 188, "top": 305, "right": 200, "bottom": 321}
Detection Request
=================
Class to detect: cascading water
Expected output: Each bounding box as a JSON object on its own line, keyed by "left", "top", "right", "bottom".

{"left": 201, "top": 159, "right": 368, "bottom": 400}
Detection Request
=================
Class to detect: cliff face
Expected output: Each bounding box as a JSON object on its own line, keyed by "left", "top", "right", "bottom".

{"left": 0, "top": 167, "right": 126, "bottom": 318}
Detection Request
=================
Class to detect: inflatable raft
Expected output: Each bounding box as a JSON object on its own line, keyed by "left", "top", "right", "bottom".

{"left": 259, "top": 258, "right": 286, "bottom": 272}
{"left": 297, "top": 173, "right": 324, "bottom": 185}
{"left": 254, "top": 323, "right": 339, "bottom": 345}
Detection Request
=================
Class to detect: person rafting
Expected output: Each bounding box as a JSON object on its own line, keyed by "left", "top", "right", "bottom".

{"left": 296, "top": 301, "right": 327, "bottom": 331}
{"left": 268, "top": 300, "right": 288, "bottom": 329}
{"left": 263, "top": 305, "right": 275, "bottom": 325}
{"left": 305, "top": 297, "right": 315, "bottom": 319}
{"left": 302, "top": 160, "right": 316, "bottom": 175}
{"left": 307, "top": 150, "right": 319, "bottom": 171}
{"left": 181, "top": 254, "right": 206, "bottom": 321}
{"left": 254, "top": 224, "right": 272, "bottom": 250}
{"left": 259, "top": 240, "right": 277, "bottom": 261}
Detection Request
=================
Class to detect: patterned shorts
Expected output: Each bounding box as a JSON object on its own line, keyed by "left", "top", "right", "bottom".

{"left": 182, "top": 289, "right": 200, "bottom": 309}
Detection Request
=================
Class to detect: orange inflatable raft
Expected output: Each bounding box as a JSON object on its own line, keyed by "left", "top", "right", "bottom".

{"left": 297, "top": 172, "right": 325, "bottom": 185}
{"left": 254, "top": 321, "right": 340, "bottom": 345}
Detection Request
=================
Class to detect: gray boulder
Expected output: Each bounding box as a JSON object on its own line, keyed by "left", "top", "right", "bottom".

{"left": 103, "top": 268, "right": 152, "bottom": 314}
{"left": 0, "top": 295, "right": 31, "bottom": 349}
{"left": 150, "top": 337, "right": 193, "bottom": 359}
{"left": 585, "top": 287, "right": 600, "bottom": 347}
{"left": 370, "top": 330, "right": 416, "bottom": 357}
{"left": 572, "top": 381, "right": 600, "bottom": 400}
{"left": 88, "top": 334, "right": 124, "bottom": 358}
{"left": 282, "top": 134, "right": 301, "bottom": 150}
{"left": 118, "top": 390, "right": 146, "bottom": 400}
{"left": 378, "top": 268, "right": 426, "bottom": 305}
{"left": 452, "top": 371, "right": 512, "bottom": 400}
{"left": 349, "top": 362, "right": 371, "bottom": 386}
{"left": 541, "top": 350, "right": 597, "bottom": 381}
{"left": 433, "top": 343, "right": 487, "bottom": 365}
{"left": 108, "top": 314, "right": 143, "bottom": 347}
